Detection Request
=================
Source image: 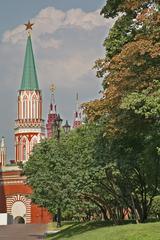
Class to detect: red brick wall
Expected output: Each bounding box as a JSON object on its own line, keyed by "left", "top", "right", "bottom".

{"left": 0, "top": 169, "right": 52, "bottom": 224}
{"left": 3, "top": 184, "right": 32, "bottom": 195}
{"left": 0, "top": 185, "right": 7, "bottom": 213}
{"left": 31, "top": 204, "right": 52, "bottom": 224}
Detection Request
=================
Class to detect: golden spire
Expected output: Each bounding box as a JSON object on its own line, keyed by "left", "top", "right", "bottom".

{"left": 49, "top": 84, "right": 56, "bottom": 113}
{"left": 50, "top": 83, "right": 56, "bottom": 94}
{"left": 24, "top": 20, "right": 34, "bottom": 36}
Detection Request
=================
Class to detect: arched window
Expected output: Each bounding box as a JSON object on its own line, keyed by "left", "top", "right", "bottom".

{"left": 23, "top": 145, "right": 26, "bottom": 161}
{"left": 23, "top": 95, "right": 28, "bottom": 119}
{"left": 21, "top": 137, "right": 28, "bottom": 161}
{"left": 36, "top": 99, "right": 39, "bottom": 119}
{"left": 30, "top": 136, "right": 37, "bottom": 153}
{"left": 32, "top": 95, "right": 37, "bottom": 119}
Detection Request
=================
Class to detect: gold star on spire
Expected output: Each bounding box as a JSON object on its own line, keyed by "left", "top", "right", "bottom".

{"left": 24, "top": 20, "right": 34, "bottom": 31}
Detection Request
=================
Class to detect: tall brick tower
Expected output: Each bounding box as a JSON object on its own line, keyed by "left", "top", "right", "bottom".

{"left": 46, "top": 84, "right": 57, "bottom": 138}
{"left": 15, "top": 28, "right": 45, "bottom": 163}
{"left": 0, "top": 22, "right": 52, "bottom": 224}
{"left": 73, "top": 93, "right": 82, "bottom": 128}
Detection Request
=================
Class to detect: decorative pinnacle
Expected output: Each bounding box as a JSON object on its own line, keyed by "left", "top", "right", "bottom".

{"left": 50, "top": 83, "right": 56, "bottom": 94}
{"left": 76, "top": 92, "right": 79, "bottom": 101}
{"left": 24, "top": 20, "right": 34, "bottom": 35}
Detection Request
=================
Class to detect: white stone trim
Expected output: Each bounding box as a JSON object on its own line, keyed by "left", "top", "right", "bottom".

{"left": 6, "top": 194, "right": 31, "bottom": 223}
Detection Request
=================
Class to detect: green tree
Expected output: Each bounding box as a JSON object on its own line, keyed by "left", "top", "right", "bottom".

{"left": 23, "top": 138, "right": 73, "bottom": 213}
{"left": 83, "top": 0, "right": 160, "bottom": 222}
{"left": 150, "top": 195, "right": 160, "bottom": 219}
{"left": 24, "top": 124, "right": 131, "bottom": 223}
{"left": 23, "top": 125, "right": 110, "bottom": 219}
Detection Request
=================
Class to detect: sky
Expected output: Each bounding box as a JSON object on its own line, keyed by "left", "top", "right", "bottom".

{"left": 0, "top": 0, "right": 114, "bottom": 160}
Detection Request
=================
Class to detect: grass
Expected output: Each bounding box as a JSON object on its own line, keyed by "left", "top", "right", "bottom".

{"left": 46, "top": 221, "right": 160, "bottom": 240}
{"left": 47, "top": 221, "right": 73, "bottom": 231}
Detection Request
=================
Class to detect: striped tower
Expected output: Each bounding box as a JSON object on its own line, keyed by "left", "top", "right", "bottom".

{"left": 0, "top": 136, "right": 7, "bottom": 166}
{"left": 73, "top": 93, "right": 82, "bottom": 128}
{"left": 0, "top": 22, "right": 52, "bottom": 225}
{"left": 15, "top": 32, "right": 45, "bottom": 163}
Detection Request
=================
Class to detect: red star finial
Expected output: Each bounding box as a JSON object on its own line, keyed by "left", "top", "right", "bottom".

{"left": 24, "top": 20, "right": 34, "bottom": 31}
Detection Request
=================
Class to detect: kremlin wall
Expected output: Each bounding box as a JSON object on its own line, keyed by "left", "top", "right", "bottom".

{"left": 0, "top": 23, "right": 82, "bottom": 224}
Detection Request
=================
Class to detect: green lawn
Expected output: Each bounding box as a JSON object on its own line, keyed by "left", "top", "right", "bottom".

{"left": 46, "top": 221, "right": 160, "bottom": 240}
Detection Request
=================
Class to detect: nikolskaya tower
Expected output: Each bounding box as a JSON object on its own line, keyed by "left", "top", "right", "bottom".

{"left": 0, "top": 22, "right": 51, "bottom": 224}
{"left": 15, "top": 22, "right": 45, "bottom": 163}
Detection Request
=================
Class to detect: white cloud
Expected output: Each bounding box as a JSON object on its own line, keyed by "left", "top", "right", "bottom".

{"left": 37, "top": 37, "right": 62, "bottom": 49}
{"left": 64, "top": 9, "right": 107, "bottom": 30}
{"left": 2, "top": 7, "right": 110, "bottom": 48}
{"left": 39, "top": 54, "right": 93, "bottom": 90}
{"left": 3, "top": 25, "right": 25, "bottom": 44}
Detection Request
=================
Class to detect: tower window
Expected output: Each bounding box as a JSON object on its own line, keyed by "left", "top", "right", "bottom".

{"left": 23, "top": 145, "right": 26, "bottom": 161}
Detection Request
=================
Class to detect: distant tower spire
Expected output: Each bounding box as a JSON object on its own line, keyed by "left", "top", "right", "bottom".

{"left": 0, "top": 136, "right": 7, "bottom": 166}
{"left": 73, "top": 92, "right": 82, "bottom": 128}
{"left": 46, "top": 84, "right": 58, "bottom": 138}
{"left": 76, "top": 92, "right": 79, "bottom": 118}
{"left": 49, "top": 83, "right": 57, "bottom": 114}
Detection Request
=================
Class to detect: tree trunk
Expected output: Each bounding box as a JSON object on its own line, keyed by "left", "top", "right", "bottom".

{"left": 56, "top": 208, "right": 61, "bottom": 228}
{"left": 101, "top": 207, "right": 109, "bottom": 221}
{"left": 131, "top": 194, "right": 140, "bottom": 224}
{"left": 141, "top": 204, "right": 148, "bottom": 223}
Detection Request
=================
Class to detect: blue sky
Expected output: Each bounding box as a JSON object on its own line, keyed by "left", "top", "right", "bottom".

{"left": 0, "top": 0, "right": 114, "bottom": 160}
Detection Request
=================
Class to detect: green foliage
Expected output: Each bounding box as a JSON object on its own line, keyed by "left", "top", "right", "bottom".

{"left": 150, "top": 196, "right": 160, "bottom": 218}
{"left": 101, "top": 0, "right": 160, "bottom": 18}
{"left": 84, "top": 0, "right": 160, "bottom": 223}
{"left": 101, "top": 0, "right": 124, "bottom": 18}
{"left": 104, "top": 15, "right": 136, "bottom": 59}
{"left": 24, "top": 124, "right": 108, "bottom": 215}
{"left": 121, "top": 82, "right": 160, "bottom": 119}
{"left": 24, "top": 138, "right": 72, "bottom": 213}
{"left": 24, "top": 118, "right": 160, "bottom": 222}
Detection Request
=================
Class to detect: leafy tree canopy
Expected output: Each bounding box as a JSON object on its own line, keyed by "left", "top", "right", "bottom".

{"left": 82, "top": 0, "right": 160, "bottom": 222}
{"left": 101, "top": 0, "right": 160, "bottom": 18}
{"left": 150, "top": 195, "right": 160, "bottom": 218}
{"left": 23, "top": 124, "right": 108, "bottom": 215}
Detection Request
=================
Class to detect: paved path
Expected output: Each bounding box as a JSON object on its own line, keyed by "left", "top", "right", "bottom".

{"left": 0, "top": 224, "right": 47, "bottom": 240}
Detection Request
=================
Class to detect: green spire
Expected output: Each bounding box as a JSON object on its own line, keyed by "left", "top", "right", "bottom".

{"left": 20, "top": 35, "right": 39, "bottom": 90}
